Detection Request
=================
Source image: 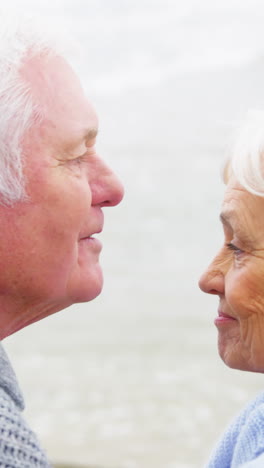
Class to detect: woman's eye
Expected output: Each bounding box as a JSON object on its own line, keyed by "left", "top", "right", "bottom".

{"left": 226, "top": 242, "right": 244, "bottom": 256}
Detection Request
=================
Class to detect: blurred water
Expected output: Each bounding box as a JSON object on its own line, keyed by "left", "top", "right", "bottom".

{"left": 3, "top": 1, "right": 264, "bottom": 467}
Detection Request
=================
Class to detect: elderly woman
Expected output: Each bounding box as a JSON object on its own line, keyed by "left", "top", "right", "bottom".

{"left": 0, "top": 15, "right": 123, "bottom": 468}
{"left": 199, "top": 111, "right": 264, "bottom": 468}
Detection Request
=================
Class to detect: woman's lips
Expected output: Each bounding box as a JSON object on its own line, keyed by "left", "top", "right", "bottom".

{"left": 214, "top": 311, "right": 237, "bottom": 326}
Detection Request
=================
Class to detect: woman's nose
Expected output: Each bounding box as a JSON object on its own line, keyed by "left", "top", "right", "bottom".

{"left": 198, "top": 258, "right": 225, "bottom": 296}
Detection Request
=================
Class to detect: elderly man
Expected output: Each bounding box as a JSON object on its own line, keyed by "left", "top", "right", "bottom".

{"left": 0, "top": 18, "right": 124, "bottom": 467}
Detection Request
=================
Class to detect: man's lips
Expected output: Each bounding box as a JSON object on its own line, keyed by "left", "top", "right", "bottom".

{"left": 78, "top": 235, "right": 103, "bottom": 254}
{"left": 79, "top": 225, "right": 103, "bottom": 241}
{"left": 79, "top": 211, "right": 104, "bottom": 241}
{"left": 78, "top": 226, "right": 103, "bottom": 253}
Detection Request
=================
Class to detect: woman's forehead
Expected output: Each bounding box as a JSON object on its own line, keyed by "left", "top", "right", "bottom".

{"left": 221, "top": 179, "right": 264, "bottom": 233}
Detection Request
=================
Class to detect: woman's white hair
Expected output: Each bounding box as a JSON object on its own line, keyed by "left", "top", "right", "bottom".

{"left": 0, "top": 13, "right": 73, "bottom": 205}
{"left": 224, "top": 110, "right": 264, "bottom": 196}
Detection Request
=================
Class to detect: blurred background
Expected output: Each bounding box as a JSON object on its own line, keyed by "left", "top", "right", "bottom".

{"left": 3, "top": 0, "right": 264, "bottom": 467}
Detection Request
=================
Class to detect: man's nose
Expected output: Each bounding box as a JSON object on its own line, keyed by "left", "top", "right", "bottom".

{"left": 91, "top": 157, "right": 124, "bottom": 207}
{"left": 103, "top": 171, "right": 124, "bottom": 207}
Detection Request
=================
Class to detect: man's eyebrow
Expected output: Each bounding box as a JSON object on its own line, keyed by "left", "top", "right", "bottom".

{"left": 83, "top": 128, "right": 98, "bottom": 141}
{"left": 65, "top": 128, "right": 98, "bottom": 153}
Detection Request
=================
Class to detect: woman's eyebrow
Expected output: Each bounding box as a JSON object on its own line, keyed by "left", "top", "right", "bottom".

{"left": 220, "top": 211, "right": 255, "bottom": 246}
{"left": 220, "top": 212, "right": 232, "bottom": 226}
{"left": 220, "top": 210, "right": 244, "bottom": 228}
{"left": 220, "top": 211, "right": 240, "bottom": 231}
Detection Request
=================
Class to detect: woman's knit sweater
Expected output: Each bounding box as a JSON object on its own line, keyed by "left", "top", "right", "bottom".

{"left": 0, "top": 342, "right": 51, "bottom": 467}
{"left": 206, "top": 391, "right": 264, "bottom": 467}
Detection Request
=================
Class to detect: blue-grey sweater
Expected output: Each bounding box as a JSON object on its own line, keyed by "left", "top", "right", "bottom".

{"left": 0, "top": 342, "right": 51, "bottom": 467}
{"left": 206, "top": 391, "right": 264, "bottom": 467}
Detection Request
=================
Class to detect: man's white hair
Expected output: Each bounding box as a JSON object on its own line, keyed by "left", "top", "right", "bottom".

{"left": 0, "top": 13, "right": 72, "bottom": 205}
{"left": 224, "top": 110, "right": 264, "bottom": 196}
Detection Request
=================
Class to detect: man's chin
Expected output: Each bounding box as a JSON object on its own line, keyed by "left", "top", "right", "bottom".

{"left": 76, "top": 284, "right": 104, "bottom": 303}
{"left": 72, "top": 274, "right": 104, "bottom": 303}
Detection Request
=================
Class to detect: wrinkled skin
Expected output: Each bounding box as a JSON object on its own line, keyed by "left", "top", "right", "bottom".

{"left": 199, "top": 177, "right": 264, "bottom": 372}
{"left": 0, "top": 54, "right": 124, "bottom": 338}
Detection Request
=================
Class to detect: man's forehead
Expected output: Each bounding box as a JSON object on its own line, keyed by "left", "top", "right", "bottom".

{"left": 22, "top": 53, "right": 100, "bottom": 151}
